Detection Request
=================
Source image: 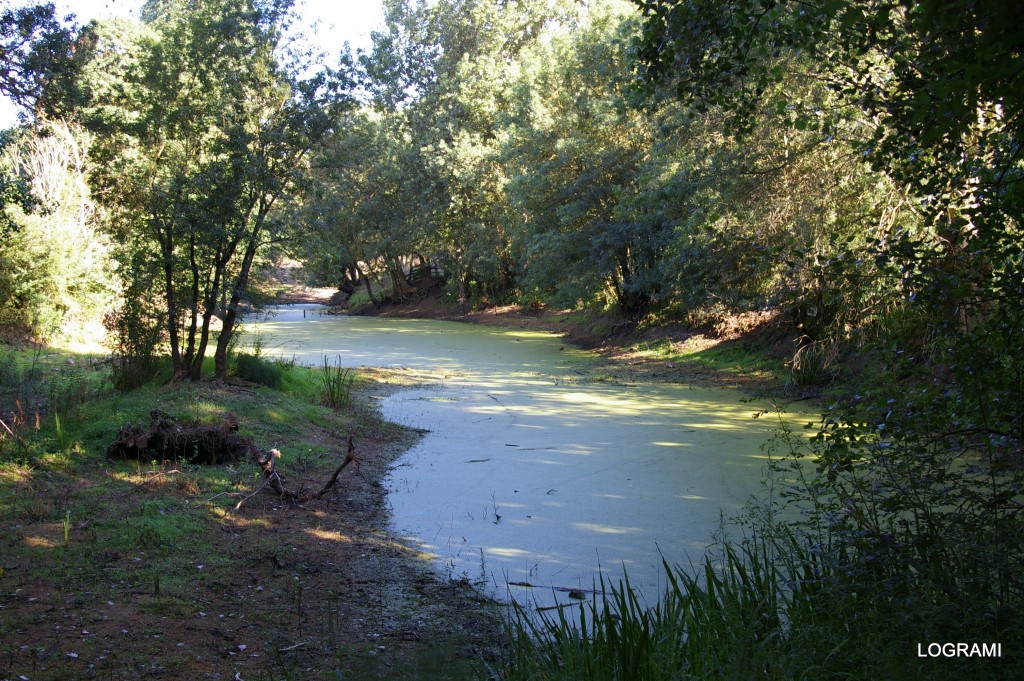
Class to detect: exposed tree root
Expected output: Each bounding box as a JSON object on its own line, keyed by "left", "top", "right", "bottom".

{"left": 248, "top": 434, "right": 357, "bottom": 506}
{"left": 107, "top": 411, "right": 358, "bottom": 505}
{"left": 107, "top": 410, "right": 254, "bottom": 464}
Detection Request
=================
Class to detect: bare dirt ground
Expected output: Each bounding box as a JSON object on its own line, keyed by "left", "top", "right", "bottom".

{"left": 1, "top": 381, "right": 505, "bottom": 680}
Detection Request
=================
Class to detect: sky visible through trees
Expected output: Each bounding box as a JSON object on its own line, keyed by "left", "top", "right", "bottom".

{"left": 0, "top": 0, "right": 383, "bottom": 126}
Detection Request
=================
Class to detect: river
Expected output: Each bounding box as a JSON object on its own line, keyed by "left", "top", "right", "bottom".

{"left": 251, "top": 304, "right": 792, "bottom": 610}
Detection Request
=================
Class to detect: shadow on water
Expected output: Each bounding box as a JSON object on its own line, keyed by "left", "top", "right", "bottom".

{"left": 249, "top": 305, "right": 807, "bottom": 611}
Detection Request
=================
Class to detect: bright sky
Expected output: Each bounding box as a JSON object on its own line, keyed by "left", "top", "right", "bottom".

{"left": 0, "top": 0, "right": 385, "bottom": 126}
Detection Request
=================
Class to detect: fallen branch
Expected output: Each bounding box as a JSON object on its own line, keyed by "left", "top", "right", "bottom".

{"left": 306, "top": 434, "right": 357, "bottom": 501}
{"left": 234, "top": 478, "right": 273, "bottom": 511}
{"left": 142, "top": 469, "right": 182, "bottom": 486}
{"left": 203, "top": 490, "right": 245, "bottom": 505}
{"left": 248, "top": 434, "right": 358, "bottom": 504}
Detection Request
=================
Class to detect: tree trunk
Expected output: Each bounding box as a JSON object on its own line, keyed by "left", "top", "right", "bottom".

{"left": 214, "top": 221, "right": 261, "bottom": 379}
{"left": 189, "top": 264, "right": 225, "bottom": 381}
{"left": 356, "top": 261, "right": 380, "bottom": 307}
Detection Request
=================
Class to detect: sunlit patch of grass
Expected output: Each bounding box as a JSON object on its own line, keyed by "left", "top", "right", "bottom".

{"left": 0, "top": 461, "right": 34, "bottom": 484}
{"left": 190, "top": 400, "right": 228, "bottom": 418}
{"left": 305, "top": 528, "right": 353, "bottom": 543}
{"left": 33, "top": 450, "right": 78, "bottom": 469}
{"left": 262, "top": 407, "right": 286, "bottom": 423}
{"left": 23, "top": 534, "right": 59, "bottom": 549}
{"left": 629, "top": 336, "right": 784, "bottom": 380}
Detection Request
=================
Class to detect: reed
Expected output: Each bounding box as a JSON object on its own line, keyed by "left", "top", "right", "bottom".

{"left": 320, "top": 355, "right": 355, "bottom": 409}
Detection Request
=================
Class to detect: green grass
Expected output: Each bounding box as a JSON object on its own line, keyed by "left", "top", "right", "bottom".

{"left": 630, "top": 337, "right": 785, "bottom": 381}
{"left": 346, "top": 274, "right": 396, "bottom": 311}
{"left": 502, "top": 521, "right": 1022, "bottom": 681}
{"left": 0, "top": 342, "right": 418, "bottom": 678}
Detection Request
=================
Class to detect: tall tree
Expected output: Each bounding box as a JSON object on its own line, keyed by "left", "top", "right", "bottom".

{"left": 78, "top": 0, "right": 352, "bottom": 380}
{"left": 0, "top": 1, "right": 75, "bottom": 115}
{"left": 503, "top": 1, "right": 662, "bottom": 313}
{"left": 357, "top": 0, "right": 579, "bottom": 306}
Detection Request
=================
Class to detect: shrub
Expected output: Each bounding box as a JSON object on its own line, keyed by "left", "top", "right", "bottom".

{"left": 787, "top": 340, "right": 838, "bottom": 387}
{"left": 233, "top": 353, "right": 282, "bottom": 389}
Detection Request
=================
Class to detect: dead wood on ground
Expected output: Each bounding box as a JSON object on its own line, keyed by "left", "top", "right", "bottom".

{"left": 107, "top": 410, "right": 253, "bottom": 464}
{"left": 107, "top": 411, "right": 358, "bottom": 504}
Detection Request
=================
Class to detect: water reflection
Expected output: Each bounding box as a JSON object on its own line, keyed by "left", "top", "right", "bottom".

{"left": 251, "top": 305, "right": 793, "bottom": 610}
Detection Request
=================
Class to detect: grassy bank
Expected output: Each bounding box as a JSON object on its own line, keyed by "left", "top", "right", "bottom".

{"left": 1, "top": 346, "right": 503, "bottom": 679}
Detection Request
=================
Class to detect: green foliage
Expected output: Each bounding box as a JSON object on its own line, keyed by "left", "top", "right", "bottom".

{"left": 504, "top": 489, "right": 1024, "bottom": 680}
{"left": 74, "top": 0, "right": 354, "bottom": 380}
{"left": 787, "top": 341, "right": 839, "bottom": 388}
{"left": 0, "top": 345, "right": 20, "bottom": 389}
{"left": 634, "top": 0, "right": 1023, "bottom": 333}
{"left": 0, "top": 2, "right": 76, "bottom": 111}
{"left": 503, "top": 535, "right": 798, "bottom": 679}
{"left": 233, "top": 352, "right": 283, "bottom": 389}
{"left": 104, "top": 264, "right": 165, "bottom": 391}
{"left": 319, "top": 355, "right": 355, "bottom": 409}
{"left": 47, "top": 365, "right": 88, "bottom": 451}
{"left": 0, "top": 121, "right": 116, "bottom": 341}
{"left": 779, "top": 354, "right": 1024, "bottom": 613}
{"left": 503, "top": 2, "right": 663, "bottom": 313}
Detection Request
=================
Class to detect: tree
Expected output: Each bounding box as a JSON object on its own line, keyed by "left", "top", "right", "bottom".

{"left": 633, "top": 0, "right": 1023, "bottom": 312}
{"left": 0, "top": 2, "right": 75, "bottom": 115}
{"left": 503, "top": 2, "right": 665, "bottom": 313}
{"left": 296, "top": 107, "right": 434, "bottom": 306}
{"left": 77, "top": 0, "right": 352, "bottom": 380}
{"left": 0, "top": 120, "right": 114, "bottom": 340}
{"left": 355, "top": 0, "right": 580, "bottom": 307}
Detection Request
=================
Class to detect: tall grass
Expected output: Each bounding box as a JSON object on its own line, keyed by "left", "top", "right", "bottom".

{"left": 320, "top": 355, "right": 355, "bottom": 409}
{"left": 502, "top": 504, "right": 1023, "bottom": 680}
{"left": 503, "top": 532, "right": 797, "bottom": 681}
{"left": 233, "top": 352, "right": 283, "bottom": 389}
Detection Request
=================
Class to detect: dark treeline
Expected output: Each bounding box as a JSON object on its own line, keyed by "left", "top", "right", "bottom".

{"left": 2, "top": 0, "right": 1023, "bottom": 676}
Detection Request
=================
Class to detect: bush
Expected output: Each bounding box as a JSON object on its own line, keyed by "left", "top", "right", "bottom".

{"left": 787, "top": 340, "right": 839, "bottom": 388}
{"left": 233, "top": 353, "right": 282, "bottom": 389}
{"left": 105, "top": 277, "right": 164, "bottom": 392}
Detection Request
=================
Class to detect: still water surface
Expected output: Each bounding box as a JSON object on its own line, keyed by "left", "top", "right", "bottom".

{"left": 251, "top": 305, "right": 789, "bottom": 609}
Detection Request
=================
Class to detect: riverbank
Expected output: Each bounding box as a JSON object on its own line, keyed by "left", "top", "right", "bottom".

{"left": 1, "top": 288, "right": 806, "bottom": 679}
{"left": 0, "top": 351, "right": 505, "bottom": 679}
{"left": 353, "top": 291, "right": 795, "bottom": 397}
